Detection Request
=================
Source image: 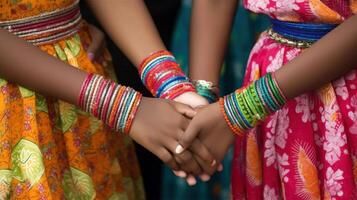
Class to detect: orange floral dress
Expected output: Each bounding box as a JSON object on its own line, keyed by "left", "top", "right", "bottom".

{"left": 0, "top": 0, "right": 144, "bottom": 199}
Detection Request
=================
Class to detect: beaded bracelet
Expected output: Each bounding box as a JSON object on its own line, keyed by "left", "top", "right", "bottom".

{"left": 78, "top": 74, "right": 142, "bottom": 134}
{"left": 139, "top": 50, "right": 196, "bottom": 99}
{"left": 220, "top": 72, "right": 286, "bottom": 136}
{"left": 192, "top": 80, "right": 219, "bottom": 103}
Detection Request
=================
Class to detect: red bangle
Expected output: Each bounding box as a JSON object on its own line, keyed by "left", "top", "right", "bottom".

{"left": 100, "top": 82, "right": 116, "bottom": 121}
{"left": 92, "top": 78, "right": 107, "bottom": 117}
{"left": 124, "top": 93, "right": 142, "bottom": 134}
{"left": 78, "top": 73, "right": 93, "bottom": 107}
{"left": 138, "top": 50, "right": 172, "bottom": 73}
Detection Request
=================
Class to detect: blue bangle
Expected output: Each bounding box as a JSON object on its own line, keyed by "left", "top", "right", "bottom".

{"left": 156, "top": 76, "right": 187, "bottom": 97}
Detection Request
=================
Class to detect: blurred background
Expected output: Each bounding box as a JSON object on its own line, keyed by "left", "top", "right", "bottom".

{"left": 80, "top": 0, "right": 269, "bottom": 199}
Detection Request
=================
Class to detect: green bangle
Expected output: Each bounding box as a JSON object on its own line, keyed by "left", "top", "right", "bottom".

{"left": 236, "top": 92, "right": 253, "bottom": 128}
{"left": 248, "top": 83, "right": 268, "bottom": 116}
{"left": 266, "top": 73, "right": 285, "bottom": 106}
{"left": 242, "top": 89, "right": 259, "bottom": 124}
{"left": 228, "top": 93, "right": 248, "bottom": 129}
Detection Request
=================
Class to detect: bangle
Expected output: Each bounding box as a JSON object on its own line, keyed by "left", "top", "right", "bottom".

{"left": 139, "top": 50, "right": 196, "bottom": 99}
{"left": 192, "top": 80, "right": 219, "bottom": 103}
{"left": 220, "top": 73, "right": 287, "bottom": 135}
{"left": 219, "top": 96, "right": 244, "bottom": 136}
{"left": 77, "top": 74, "right": 142, "bottom": 134}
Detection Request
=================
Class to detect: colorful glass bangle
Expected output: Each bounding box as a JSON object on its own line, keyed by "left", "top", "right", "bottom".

{"left": 219, "top": 97, "right": 243, "bottom": 136}
{"left": 220, "top": 72, "right": 287, "bottom": 135}
{"left": 192, "top": 80, "right": 219, "bottom": 103}
{"left": 77, "top": 73, "right": 142, "bottom": 134}
{"left": 139, "top": 50, "right": 196, "bottom": 99}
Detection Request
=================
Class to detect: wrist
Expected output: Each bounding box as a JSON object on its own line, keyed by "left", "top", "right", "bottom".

{"left": 77, "top": 73, "right": 142, "bottom": 134}
{"left": 220, "top": 72, "right": 287, "bottom": 135}
{"left": 192, "top": 79, "right": 219, "bottom": 103}
{"left": 138, "top": 50, "right": 196, "bottom": 99}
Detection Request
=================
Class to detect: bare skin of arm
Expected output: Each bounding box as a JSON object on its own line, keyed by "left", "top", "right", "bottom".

{"left": 0, "top": 1, "right": 216, "bottom": 177}
{"left": 189, "top": 0, "right": 238, "bottom": 85}
{"left": 179, "top": 4, "right": 357, "bottom": 166}
{"left": 85, "top": 0, "right": 165, "bottom": 67}
{"left": 0, "top": 26, "right": 203, "bottom": 172}
{"left": 176, "top": 0, "right": 238, "bottom": 168}
{"left": 85, "top": 0, "right": 209, "bottom": 105}
{"left": 0, "top": 29, "right": 86, "bottom": 104}
{"left": 188, "top": 1, "right": 357, "bottom": 105}
{"left": 85, "top": 0, "right": 219, "bottom": 180}
{"left": 275, "top": 15, "right": 357, "bottom": 99}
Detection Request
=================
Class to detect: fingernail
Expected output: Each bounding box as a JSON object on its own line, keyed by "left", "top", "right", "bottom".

{"left": 187, "top": 176, "right": 197, "bottom": 186}
{"left": 175, "top": 145, "right": 184, "bottom": 154}
{"left": 88, "top": 52, "right": 94, "bottom": 61}
{"left": 200, "top": 174, "right": 210, "bottom": 182}
{"left": 217, "top": 164, "right": 223, "bottom": 172}
{"left": 173, "top": 170, "right": 187, "bottom": 178}
{"left": 211, "top": 160, "right": 217, "bottom": 167}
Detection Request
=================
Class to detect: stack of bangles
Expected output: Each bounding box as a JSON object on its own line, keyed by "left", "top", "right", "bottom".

{"left": 77, "top": 74, "right": 142, "bottom": 134}
{"left": 192, "top": 80, "right": 219, "bottom": 103}
{"left": 139, "top": 50, "right": 196, "bottom": 99}
{"left": 219, "top": 73, "right": 286, "bottom": 136}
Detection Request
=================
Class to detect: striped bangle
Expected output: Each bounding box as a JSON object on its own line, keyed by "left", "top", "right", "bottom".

{"left": 220, "top": 72, "right": 286, "bottom": 135}
{"left": 139, "top": 50, "right": 196, "bottom": 99}
{"left": 219, "top": 95, "right": 244, "bottom": 136}
{"left": 77, "top": 74, "right": 142, "bottom": 134}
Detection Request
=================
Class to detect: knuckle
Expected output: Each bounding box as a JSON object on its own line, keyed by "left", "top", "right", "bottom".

{"left": 174, "top": 155, "right": 183, "bottom": 164}
{"left": 162, "top": 154, "right": 173, "bottom": 164}
{"left": 179, "top": 152, "right": 191, "bottom": 163}
{"left": 192, "top": 166, "right": 202, "bottom": 175}
{"left": 181, "top": 163, "right": 194, "bottom": 173}
{"left": 201, "top": 152, "right": 213, "bottom": 163}
{"left": 157, "top": 151, "right": 170, "bottom": 163}
{"left": 181, "top": 136, "right": 191, "bottom": 147}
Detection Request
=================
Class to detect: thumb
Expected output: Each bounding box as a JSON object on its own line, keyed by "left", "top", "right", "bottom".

{"left": 175, "top": 119, "right": 201, "bottom": 154}
{"left": 171, "top": 101, "right": 196, "bottom": 119}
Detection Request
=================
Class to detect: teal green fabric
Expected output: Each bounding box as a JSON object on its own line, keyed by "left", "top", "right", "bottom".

{"left": 161, "top": 1, "right": 270, "bottom": 199}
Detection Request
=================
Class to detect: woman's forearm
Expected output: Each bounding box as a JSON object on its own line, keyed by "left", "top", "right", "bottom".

{"left": 0, "top": 29, "right": 86, "bottom": 104}
{"left": 275, "top": 15, "right": 357, "bottom": 99}
{"left": 85, "top": 0, "right": 166, "bottom": 67}
{"left": 189, "top": 0, "right": 238, "bottom": 85}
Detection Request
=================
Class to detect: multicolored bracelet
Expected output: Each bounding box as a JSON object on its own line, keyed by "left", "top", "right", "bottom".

{"left": 220, "top": 73, "right": 286, "bottom": 136}
{"left": 78, "top": 74, "right": 142, "bottom": 134}
{"left": 192, "top": 80, "right": 219, "bottom": 103}
{"left": 139, "top": 50, "right": 196, "bottom": 99}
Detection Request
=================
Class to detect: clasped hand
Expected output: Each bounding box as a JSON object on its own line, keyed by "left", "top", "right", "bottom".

{"left": 85, "top": 24, "right": 235, "bottom": 185}
{"left": 129, "top": 92, "right": 235, "bottom": 186}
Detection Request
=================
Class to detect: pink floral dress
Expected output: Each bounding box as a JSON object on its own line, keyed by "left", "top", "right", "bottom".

{"left": 232, "top": 0, "right": 357, "bottom": 199}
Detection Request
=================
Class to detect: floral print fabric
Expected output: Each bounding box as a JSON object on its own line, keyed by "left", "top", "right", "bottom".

{"left": 232, "top": 1, "right": 357, "bottom": 199}
{"left": 244, "top": 0, "right": 357, "bottom": 23}
{"left": 0, "top": 1, "right": 144, "bottom": 199}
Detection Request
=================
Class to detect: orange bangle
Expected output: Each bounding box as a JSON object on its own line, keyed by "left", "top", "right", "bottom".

{"left": 219, "top": 98, "right": 244, "bottom": 136}
{"left": 124, "top": 93, "right": 142, "bottom": 134}
{"left": 138, "top": 50, "right": 172, "bottom": 73}
{"left": 108, "top": 87, "right": 125, "bottom": 128}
